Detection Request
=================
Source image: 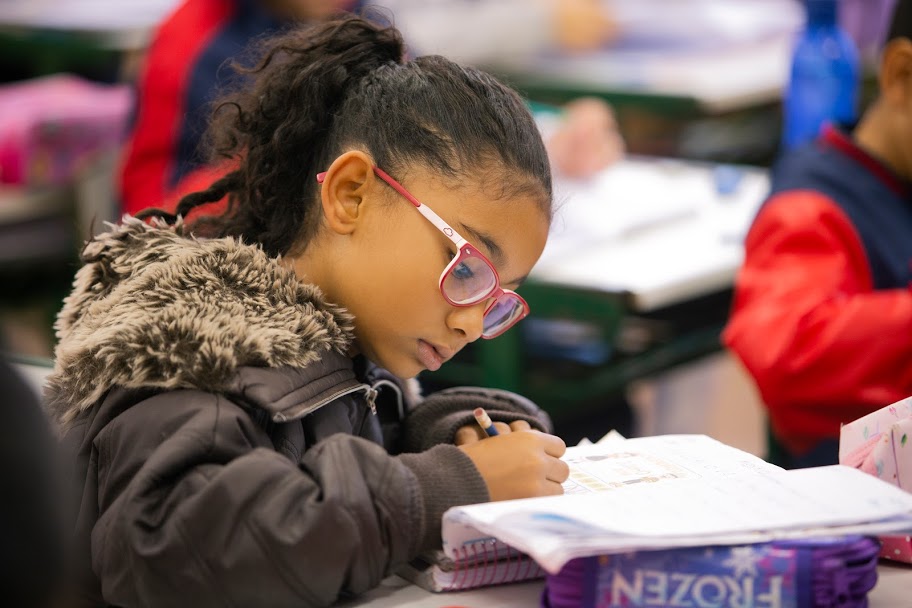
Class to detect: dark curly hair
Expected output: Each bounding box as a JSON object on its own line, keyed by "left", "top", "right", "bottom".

{"left": 888, "top": 0, "right": 911, "bottom": 44}
{"left": 138, "top": 14, "right": 552, "bottom": 258}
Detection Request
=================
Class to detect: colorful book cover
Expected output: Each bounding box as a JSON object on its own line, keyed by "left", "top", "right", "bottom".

{"left": 543, "top": 537, "right": 880, "bottom": 608}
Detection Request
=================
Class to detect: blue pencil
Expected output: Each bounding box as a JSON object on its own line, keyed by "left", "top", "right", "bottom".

{"left": 473, "top": 407, "right": 499, "bottom": 437}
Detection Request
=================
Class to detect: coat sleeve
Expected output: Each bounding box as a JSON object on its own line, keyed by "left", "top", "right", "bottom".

{"left": 723, "top": 191, "right": 912, "bottom": 435}
{"left": 91, "top": 391, "right": 487, "bottom": 608}
{"left": 401, "top": 386, "right": 554, "bottom": 452}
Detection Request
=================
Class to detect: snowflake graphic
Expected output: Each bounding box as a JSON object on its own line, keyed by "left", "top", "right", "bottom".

{"left": 722, "top": 547, "right": 761, "bottom": 578}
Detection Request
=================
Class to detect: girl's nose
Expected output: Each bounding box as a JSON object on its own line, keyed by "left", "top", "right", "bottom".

{"left": 446, "top": 301, "right": 487, "bottom": 343}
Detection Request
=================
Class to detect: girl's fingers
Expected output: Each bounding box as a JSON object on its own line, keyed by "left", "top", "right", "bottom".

{"left": 542, "top": 479, "right": 566, "bottom": 496}
{"left": 547, "top": 458, "right": 571, "bottom": 484}
{"left": 492, "top": 421, "right": 512, "bottom": 435}
{"left": 457, "top": 419, "right": 535, "bottom": 443}
{"left": 455, "top": 424, "right": 485, "bottom": 445}
{"left": 509, "top": 420, "right": 532, "bottom": 432}
{"left": 540, "top": 433, "right": 568, "bottom": 458}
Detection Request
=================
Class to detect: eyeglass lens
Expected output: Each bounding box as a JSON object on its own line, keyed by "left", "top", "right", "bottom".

{"left": 442, "top": 256, "right": 498, "bottom": 305}
{"left": 441, "top": 249, "right": 525, "bottom": 338}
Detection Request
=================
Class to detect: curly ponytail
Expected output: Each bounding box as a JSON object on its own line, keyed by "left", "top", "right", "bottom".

{"left": 143, "top": 13, "right": 551, "bottom": 258}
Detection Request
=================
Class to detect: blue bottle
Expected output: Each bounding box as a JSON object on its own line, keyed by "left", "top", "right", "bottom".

{"left": 783, "top": 0, "right": 860, "bottom": 150}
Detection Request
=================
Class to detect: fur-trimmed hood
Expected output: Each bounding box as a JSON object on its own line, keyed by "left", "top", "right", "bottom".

{"left": 47, "top": 218, "right": 355, "bottom": 425}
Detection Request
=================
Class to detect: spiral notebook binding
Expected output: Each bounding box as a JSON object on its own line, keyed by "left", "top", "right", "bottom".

{"left": 448, "top": 539, "right": 545, "bottom": 590}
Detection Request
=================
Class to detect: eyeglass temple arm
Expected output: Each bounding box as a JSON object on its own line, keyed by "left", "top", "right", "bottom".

{"left": 317, "top": 169, "right": 468, "bottom": 250}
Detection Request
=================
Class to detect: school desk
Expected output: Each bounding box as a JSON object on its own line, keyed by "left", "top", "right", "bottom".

{"left": 10, "top": 356, "right": 53, "bottom": 396}
{"left": 423, "top": 157, "right": 769, "bottom": 429}
{"left": 0, "top": 147, "right": 119, "bottom": 272}
{"left": 0, "top": 0, "right": 178, "bottom": 50}
{"left": 496, "top": 16, "right": 798, "bottom": 165}
{"left": 0, "top": 0, "right": 178, "bottom": 78}
{"left": 506, "top": 29, "right": 794, "bottom": 116}
{"left": 338, "top": 562, "right": 912, "bottom": 607}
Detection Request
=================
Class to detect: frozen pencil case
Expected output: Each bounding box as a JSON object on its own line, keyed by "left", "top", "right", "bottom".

{"left": 541, "top": 535, "right": 880, "bottom": 608}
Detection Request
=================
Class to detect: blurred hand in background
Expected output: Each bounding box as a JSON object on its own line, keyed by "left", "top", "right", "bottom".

{"left": 552, "top": 0, "right": 618, "bottom": 53}
{"left": 546, "top": 97, "right": 625, "bottom": 178}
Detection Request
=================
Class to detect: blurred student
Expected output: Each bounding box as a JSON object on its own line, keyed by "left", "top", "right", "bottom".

{"left": 0, "top": 360, "right": 65, "bottom": 608}
{"left": 118, "top": 0, "right": 362, "bottom": 216}
{"left": 53, "top": 16, "right": 569, "bottom": 606}
{"left": 118, "top": 0, "right": 622, "bottom": 216}
{"left": 724, "top": 0, "right": 912, "bottom": 468}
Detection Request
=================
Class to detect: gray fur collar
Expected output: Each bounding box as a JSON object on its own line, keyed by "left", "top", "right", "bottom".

{"left": 47, "top": 218, "right": 355, "bottom": 425}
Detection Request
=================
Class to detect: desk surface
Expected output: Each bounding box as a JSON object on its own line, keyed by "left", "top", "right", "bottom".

{"left": 0, "top": 0, "right": 179, "bottom": 49}
{"left": 511, "top": 33, "right": 793, "bottom": 115}
{"left": 0, "top": 187, "right": 71, "bottom": 224}
{"left": 532, "top": 158, "right": 769, "bottom": 312}
{"left": 497, "top": 0, "right": 802, "bottom": 114}
{"left": 342, "top": 562, "right": 912, "bottom": 607}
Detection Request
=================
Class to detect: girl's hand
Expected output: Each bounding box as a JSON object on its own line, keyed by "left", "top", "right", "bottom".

{"left": 454, "top": 419, "right": 533, "bottom": 446}
{"left": 459, "top": 430, "right": 569, "bottom": 501}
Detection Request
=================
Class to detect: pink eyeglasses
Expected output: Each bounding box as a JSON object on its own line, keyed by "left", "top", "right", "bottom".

{"left": 316, "top": 167, "right": 529, "bottom": 338}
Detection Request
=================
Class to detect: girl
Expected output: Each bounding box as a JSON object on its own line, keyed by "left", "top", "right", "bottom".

{"left": 50, "top": 14, "right": 568, "bottom": 608}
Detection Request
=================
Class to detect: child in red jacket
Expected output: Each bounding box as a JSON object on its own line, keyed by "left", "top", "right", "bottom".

{"left": 724, "top": 0, "right": 912, "bottom": 468}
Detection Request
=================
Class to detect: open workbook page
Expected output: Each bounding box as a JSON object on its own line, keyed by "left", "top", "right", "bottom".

{"left": 443, "top": 435, "right": 912, "bottom": 573}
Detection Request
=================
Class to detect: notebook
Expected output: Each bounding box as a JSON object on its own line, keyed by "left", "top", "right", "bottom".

{"left": 396, "top": 546, "right": 544, "bottom": 592}
{"left": 441, "top": 434, "right": 912, "bottom": 575}
{"left": 400, "top": 434, "right": 781, "bottom": 591}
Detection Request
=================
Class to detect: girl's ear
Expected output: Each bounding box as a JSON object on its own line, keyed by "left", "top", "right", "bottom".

{"left": 319, "top": 150, "right": 377, "bottom": 235}
{"left": 880, "top": 38, "right": 912, "bottom": 109}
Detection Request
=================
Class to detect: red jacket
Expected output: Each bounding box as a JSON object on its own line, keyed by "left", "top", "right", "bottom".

{"left": 724, "top": 127, "right": 912, "bottom": 455}
{"left": 117, "top": 0, "right": 279, "bottom": 215}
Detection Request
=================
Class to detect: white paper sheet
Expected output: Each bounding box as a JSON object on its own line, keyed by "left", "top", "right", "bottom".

{"left": 443, "top": 437, "right": 912, "bottom": 573}
{"left": 533, "top": 158, "right": 770, "bottom": 311}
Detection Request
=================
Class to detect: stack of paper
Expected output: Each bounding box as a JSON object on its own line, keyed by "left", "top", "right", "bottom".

{"left": 442, "top": 435, "right": 912, "bottom": 574}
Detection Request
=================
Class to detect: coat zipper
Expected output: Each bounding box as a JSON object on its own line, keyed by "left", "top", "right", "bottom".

{"left": 369, "top": 378, "right": 405, "bottom": 421}
{"left": 272, "top": 383, "right": 375, "bottom": 422}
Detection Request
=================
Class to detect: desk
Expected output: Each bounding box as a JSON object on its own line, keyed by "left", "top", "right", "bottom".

{"left": 0, "top": 0, "right": 178, "bottom": 79}
{"left": 534, "top": 158, "right": 769, "bottom": 313}
{"left": 341, "top": 562, "right": 912, "bottom": 607}
{"left": 495, "top": 1, "right": 800, "bottom": 164}
{"left": 9, "top": 356, "right": 53, "bottom": 400}
{"left": 0, "top": 0, "right": 178, "bottom": 50}
{"left": 509, "top": 33, "right": 794, "bottom": 116}
{"left": 0, "top": 149, "right": 120, "bottom": 268}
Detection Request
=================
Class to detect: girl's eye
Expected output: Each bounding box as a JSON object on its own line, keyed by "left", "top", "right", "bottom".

{"left": 451, "top": 261, "right": 475, "bottom": 281}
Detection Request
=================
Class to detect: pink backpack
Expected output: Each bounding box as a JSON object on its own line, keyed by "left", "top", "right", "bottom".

{"left": 0, "top": 74, "right": 131, "bottom": 186}
{"left": 839, "top": 396, "right": 912, "bottom": 563}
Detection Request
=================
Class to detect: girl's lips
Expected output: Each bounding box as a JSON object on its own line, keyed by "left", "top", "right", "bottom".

{"left": 417, "top": 339, "right": 446, "bottom": 371}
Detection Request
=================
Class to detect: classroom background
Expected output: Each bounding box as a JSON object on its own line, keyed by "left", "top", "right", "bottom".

{"left": 0, "top": 0, "right": 894, "bottom": 460}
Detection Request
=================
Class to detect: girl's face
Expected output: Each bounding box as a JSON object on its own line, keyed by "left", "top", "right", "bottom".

{"left": 312, "top": 159, "right": 550, "bottom": 379}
